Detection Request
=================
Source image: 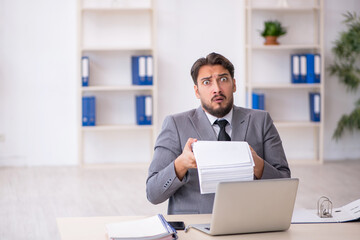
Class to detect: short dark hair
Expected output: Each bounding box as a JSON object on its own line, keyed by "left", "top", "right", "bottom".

{"left": 190, "top": 52, "right": 235, "bottom": 85}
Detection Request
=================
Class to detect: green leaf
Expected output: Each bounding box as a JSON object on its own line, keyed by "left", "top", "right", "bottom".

{"left": 333, "top": 104, "right": 360, "bottom": 140}
{"left": 260, "top": 20, "right": 287, "bottom": 37}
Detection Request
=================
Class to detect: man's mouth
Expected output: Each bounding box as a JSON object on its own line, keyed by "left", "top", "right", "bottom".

{"left": 212, "top": 95, "right": 226, "bottom": 103}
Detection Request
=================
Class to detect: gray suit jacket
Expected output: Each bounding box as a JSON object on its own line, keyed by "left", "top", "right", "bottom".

{"left": 146, "top": 106, "right": 290, "bottom": 215}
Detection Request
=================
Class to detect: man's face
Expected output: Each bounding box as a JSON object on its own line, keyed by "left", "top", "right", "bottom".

{"left": 194, "top": 64, "right": 236, "bottom": 118}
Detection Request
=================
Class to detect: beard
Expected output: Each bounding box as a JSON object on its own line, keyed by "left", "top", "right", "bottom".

{"left": 201, "top": 93, "right": 234, "bottom": 118}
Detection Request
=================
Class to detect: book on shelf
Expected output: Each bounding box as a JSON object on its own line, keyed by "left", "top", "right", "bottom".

{"left": 305, "top": 54, "right": 315, "bottom": 83}
{"left": 314, "top": 54, "right": 321, "bottom": 83}
{"left": 300, "top": 55, "right": 307, "bottom": 83}
{"left": 82, "top": 96, "right": 96, "bottom": 126}
{"left": 132, "top": 55, "right": 153, "bottom": 85}
{"left": 291, "top": 53, "right": 321, "bottom": 84}
{"left": 252, "top": 92, "right": 265, "bottom": 110}
{"left": 309, "top": 92, "right": 320, "bottom": 122}
{"left": 136, "top": 95, "right": 152, "bottom": 125}
{"left": 106, "top": 214, "right": 177, "bottom": 240}
{"left": 291, "top": 54, "right": 301, "bottom": 84}
{"left": 81, "top": 56, "right": 89, "bottom": 87}
{"left": 146, "top": 55, "right": 153, "bottom": 85}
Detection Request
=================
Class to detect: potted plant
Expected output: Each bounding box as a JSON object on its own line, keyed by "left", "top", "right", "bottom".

{"left": 260, "top": 20, "right": 287, "bottom": 45}
{"left": 328, "top": 12, "right": 360, "bottom": 140}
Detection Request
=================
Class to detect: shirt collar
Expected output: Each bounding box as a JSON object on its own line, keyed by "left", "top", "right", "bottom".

{"left": 204, "top": 107, "right": 233, "bottom": 126}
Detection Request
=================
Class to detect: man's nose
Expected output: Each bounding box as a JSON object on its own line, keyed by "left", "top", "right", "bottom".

{"left": 213, "top": 80, "right": 221, "bottom": 94}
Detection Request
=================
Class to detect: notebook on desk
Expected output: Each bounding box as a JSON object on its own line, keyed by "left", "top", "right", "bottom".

{"left": 187, "top": 178, "right": 299, "bottom": 236}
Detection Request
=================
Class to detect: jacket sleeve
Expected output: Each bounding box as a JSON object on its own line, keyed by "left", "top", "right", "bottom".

{"left": 146, "top": 116, "right": 189, "bottom": 204}
{"left": 260, "top": 112, "right": 291, "bottom": 179}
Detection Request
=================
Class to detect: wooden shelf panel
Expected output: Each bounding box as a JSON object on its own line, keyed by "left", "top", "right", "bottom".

{"left": 81, "top": 85, "right": 154, "bottom": 92}
{"left": 81, "top": 46, "right": 152, "bottom": 52}
{"left": 247, "top": 45, "right": 321, "bottom": 50}
{"left": 249, "top": 83, "right": 321, "bottom": 89}
{"left": 246, "top": 7, "right": 320, "bottom": 12}
{"left": 82, "top": 125, "right": 153, "bottom": 131}
{"left": 81, "top": 7, "right": 152, "bottom": 12}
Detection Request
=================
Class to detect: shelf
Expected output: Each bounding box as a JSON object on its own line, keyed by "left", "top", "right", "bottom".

{"left": 245, "top": 0, "right": 324, "bottom": 164}
{"left": 246, "top": 7, "right": 320, "bottom": 12}
{"left": 82, "top": 125, "right": 153, "bottom": 131}
{"left": 81, "top": 46, "right": 152, "bottom": 52}
{"left": 78, "top": 0, "right": 156, "bottom": 165}
{"left": 274, "top": 121, "right": 321, "bottom": 128}
{"left": 82, "top": 7, "right": 152, "bottom": 12}
{"left": 249, "top": 83, "right": 321, "bottom": 89}
{"left": 247, "top": 45, "right": 320, "bottom": 50}
{"left": 81, "top": 85, "right": 154, "bottom": 92}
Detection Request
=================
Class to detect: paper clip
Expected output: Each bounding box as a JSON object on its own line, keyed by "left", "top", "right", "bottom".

{"left": 317, "top": 196, "right": 333, "bottom": 218}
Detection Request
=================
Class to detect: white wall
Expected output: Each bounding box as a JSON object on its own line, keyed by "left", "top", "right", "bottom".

{"left": 156, "top": 0, "right": 246, "bottom": 125}
{"left": 0, "top": 0, "right": 78, "bottom": 166}
{"left": 0, "top": 0, "right": 359, "bottom": 166}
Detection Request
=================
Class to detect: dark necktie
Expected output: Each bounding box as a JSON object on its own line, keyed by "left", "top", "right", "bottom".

{"left": 215, "top": 119, "right": 231, "bottom": 141}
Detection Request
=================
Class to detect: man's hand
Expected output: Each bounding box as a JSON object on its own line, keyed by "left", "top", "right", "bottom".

{"left": 174, "top": 138, "right": 198, "bottom": 181}
{"left": 249, "top": 145, "right": 264, "bottom": 179}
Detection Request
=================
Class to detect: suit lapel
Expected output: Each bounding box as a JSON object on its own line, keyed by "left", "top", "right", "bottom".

{"left": 231, "top": 107, "right": 250, "bottom": 141}
{"left": 189, "top": 107, "right": 217, "bottom": 141}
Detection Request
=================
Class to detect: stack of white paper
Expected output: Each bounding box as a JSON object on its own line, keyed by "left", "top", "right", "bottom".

{"left": 192, "top": 141, "right": 255, "bottom": 194}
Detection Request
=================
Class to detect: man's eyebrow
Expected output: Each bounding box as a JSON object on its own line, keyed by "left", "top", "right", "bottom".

{"left": 200, "top": 76, "right": 211, "bottom": 81}
{"left": 218, "top": 73, "right": 229, "bottom": 77}
{"left": 200, "top": 73, "right": 229, "bottom": 81}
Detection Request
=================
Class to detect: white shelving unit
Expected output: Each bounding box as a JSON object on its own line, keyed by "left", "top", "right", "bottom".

{"left": 77, "top": 0, "right": 157, "bottom": 165}
{"left": 245, "top": 0, "right": 324, "bottom": 164}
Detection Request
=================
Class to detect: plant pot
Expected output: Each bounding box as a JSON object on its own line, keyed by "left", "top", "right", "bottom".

{"left": 264, "top": 36, "right": 279, "bottom": 45}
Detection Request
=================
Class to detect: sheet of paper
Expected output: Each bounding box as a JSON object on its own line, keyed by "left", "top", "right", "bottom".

{"left": 106, "top": 215, "right": 169, "bottom": 239}
{"left": 192, "top": 141, "right": 254, "bottom": 194}
{"left": 193, "top": 141, "right": 254, "bottom": 167}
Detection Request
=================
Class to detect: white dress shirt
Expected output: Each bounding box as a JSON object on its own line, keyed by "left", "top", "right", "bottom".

{"left": 204, "top": 107, "right": 233, "bottom": 139}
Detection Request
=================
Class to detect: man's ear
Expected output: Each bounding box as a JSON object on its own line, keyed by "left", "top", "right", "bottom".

{"left": 232, "top": 78, "right": 237, "bottom": 93}
{"left": 194, "top": 84, "right": 200, "bottom": 99}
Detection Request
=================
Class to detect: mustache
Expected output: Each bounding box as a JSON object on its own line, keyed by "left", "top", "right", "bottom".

{"left": 211, "top": 94, "right": 226, "bottom": 101}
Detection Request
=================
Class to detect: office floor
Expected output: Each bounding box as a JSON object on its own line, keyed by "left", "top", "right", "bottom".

{"left": 0, "top": 160, "right": 359, "bottom": 240}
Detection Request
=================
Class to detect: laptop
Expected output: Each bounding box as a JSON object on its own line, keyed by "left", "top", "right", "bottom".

{"left": 189, "top": 178, "right": 299, "bottom": 236}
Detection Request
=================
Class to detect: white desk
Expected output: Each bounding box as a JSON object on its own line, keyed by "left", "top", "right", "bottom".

{"left": 57, "top": 214, "right": 360, "bottom": 240}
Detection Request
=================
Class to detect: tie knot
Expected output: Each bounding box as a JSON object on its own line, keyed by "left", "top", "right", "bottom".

{"left": 215, "top": 119, "right": 228, "bottom": 129}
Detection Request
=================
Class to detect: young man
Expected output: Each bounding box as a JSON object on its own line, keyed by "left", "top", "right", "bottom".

{"left": 146, "top": 52, "right": 290, "bottom": 214}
